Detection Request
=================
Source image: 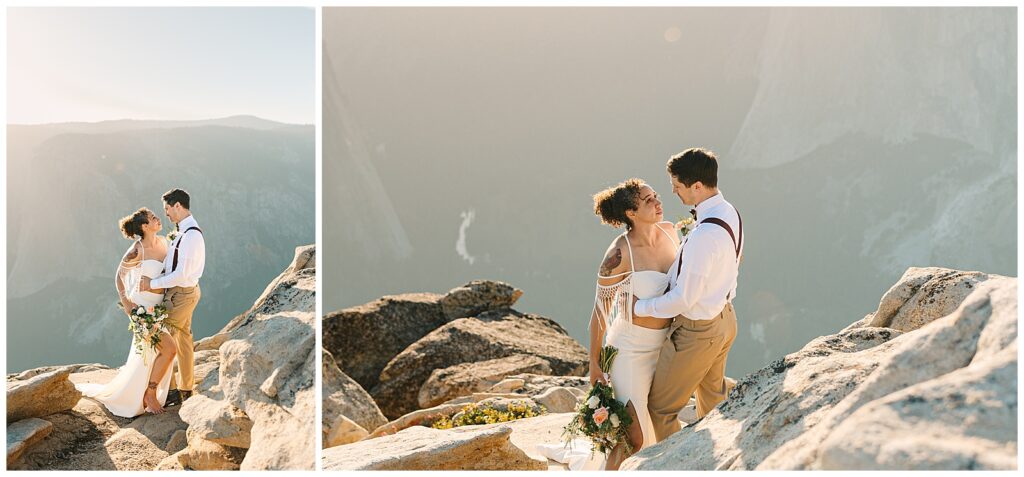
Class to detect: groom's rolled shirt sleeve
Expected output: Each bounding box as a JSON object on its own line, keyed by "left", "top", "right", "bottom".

{"left": 635, "top": 232, "right": 718, "bottom": 319}
{"left": 151, "top": 232, "right": 205, "bottom": 289}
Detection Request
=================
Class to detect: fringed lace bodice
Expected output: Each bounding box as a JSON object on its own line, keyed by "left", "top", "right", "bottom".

{"left": 119, "top": 241, "right": 164, "bottom": 307}
{"left": 594, "top": 231, "right": 673, "bottom": 328}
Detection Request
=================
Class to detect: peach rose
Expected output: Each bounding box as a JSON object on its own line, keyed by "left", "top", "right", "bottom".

{"left": 592, "top": 406, "right": 609, "bottom": 426}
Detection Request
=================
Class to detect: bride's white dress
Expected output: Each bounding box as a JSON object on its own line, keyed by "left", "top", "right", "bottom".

{"left": 538, "top": 227, "right": 674, "bottom": 470}
{"left": 75, "top": 247, "right": 174, "bottom": 418}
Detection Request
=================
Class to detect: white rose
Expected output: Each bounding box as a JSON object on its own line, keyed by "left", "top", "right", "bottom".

{"left": 610, "top": 414, "right": 620, "bottom": 428}
{"left": 136, "top": 306, "right": 146, "bottom": 315}
{"left": 587, "top": 395, "right": 601, "bottom": 409}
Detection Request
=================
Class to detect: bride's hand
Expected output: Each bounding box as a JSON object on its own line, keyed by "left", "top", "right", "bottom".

{"left": 589, "top": 361, "right": 608, "bottom": 387}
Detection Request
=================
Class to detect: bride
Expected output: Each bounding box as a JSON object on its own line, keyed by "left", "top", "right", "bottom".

{"left": 539, "top": 178, "right": 680, "bottom": 470}
{"left": 75, "top": 208, "right": 177, "bottom": 417}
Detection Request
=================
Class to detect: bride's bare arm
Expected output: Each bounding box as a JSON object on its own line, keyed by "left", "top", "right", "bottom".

{"left": 589, "top": 238, "right": 630, "bottom": 385}
{"left": 116, "top": 243, "right": 141, "bottom": 316}
{"left": 588, "top": 305, "right": 607, "bottom": 386}
{"left": 115, "top": 268, "right": 131, "bottom": 316}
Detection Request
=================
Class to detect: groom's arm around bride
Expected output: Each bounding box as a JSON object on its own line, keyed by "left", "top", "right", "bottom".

{"left": 632, "top": 147, "right": 743, "bottom": 443}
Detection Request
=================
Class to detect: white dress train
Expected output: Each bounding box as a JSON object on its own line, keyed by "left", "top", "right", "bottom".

{"left": 75, "top": 245, "right": 174, "bottom": 418}
{"left": 538, "top": 226, "right": 674, "bottom": 470}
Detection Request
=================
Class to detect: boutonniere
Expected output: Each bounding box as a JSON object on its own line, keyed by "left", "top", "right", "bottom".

{"left": 167, "top": 231, "right": 178, "bottom": 243}
{"left": 675, "top": 216, "right": 697, "bottom": 237}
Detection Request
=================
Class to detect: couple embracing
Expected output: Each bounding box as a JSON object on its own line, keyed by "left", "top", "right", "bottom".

{"left": 75, "top": 188, "right": 206, "bottom": 417}
{"left": 547, "top": 148, "right": 743, "bottom": 470}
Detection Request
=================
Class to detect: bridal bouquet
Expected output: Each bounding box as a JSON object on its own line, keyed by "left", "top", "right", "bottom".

{"left": 562, "top": 345, "right": 633, "bottom": 455}
{"left": 128, "top": 305, "right": 169, "bottom": 356}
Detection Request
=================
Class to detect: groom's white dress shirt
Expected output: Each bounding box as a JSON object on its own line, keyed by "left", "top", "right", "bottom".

{"left": 635, "top": 192, "right": 743, "bottom": 321}
{"left": 152, "top": 214, "right": 205, "bottom": 289}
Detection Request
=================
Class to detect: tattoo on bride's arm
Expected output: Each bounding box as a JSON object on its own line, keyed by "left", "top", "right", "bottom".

{"left": 124, "top": 246, "right": 139, "bottom": 262}
{"left": 600, "top": 248, "right": 622, "bottom": 276}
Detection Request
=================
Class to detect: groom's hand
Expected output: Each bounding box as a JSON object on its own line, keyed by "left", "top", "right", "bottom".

{"left": 139, "top": 276, "right": 151, "bottom": 292}
{"left": 631, "top": 295, "right": 652, "bottom": 319}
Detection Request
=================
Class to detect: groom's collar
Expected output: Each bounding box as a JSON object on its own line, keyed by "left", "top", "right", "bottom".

{"left": 177, "top": 214, "right": 197, "bottom": 231}
{"left": 695, "top": 191, "right": 724, "bottom": 219}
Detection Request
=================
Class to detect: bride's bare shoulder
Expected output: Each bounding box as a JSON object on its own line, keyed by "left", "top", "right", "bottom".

{"left": 121, "top": 241, "right": 143, "bottom": 265}
{"left": 598, "top": 235, "right": 630, "bottom": 278}
{"left": 656, "top": 220, "right": 676, "bottom": 232}
{"left": 656, "top": 221, "right": 681, "bottom": 244}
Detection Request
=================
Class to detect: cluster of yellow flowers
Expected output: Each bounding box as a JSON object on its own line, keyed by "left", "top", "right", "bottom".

{"left": 676, "top": 215, "right": 697, "bottom": 236}
{"left": 430, "top": 400, "right": 546, "bottom": 429}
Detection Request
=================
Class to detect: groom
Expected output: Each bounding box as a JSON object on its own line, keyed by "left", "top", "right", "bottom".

{"left": 141, "top": 188, "right": 206, "bottom": 406}
{"left": 632, "top": 147, "right": 742, "bottom": 442}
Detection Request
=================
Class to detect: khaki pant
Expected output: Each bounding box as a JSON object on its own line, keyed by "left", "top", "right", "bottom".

{"left": 648, "top": 302, "right": 738, "bottom": 442}
{"left": 161, "top": 285, "right": 200, "bottom": 392}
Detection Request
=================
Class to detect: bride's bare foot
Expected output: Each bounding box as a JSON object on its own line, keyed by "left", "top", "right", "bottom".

{"left": 144, "top": 382, "right": 164, "bottom": 414}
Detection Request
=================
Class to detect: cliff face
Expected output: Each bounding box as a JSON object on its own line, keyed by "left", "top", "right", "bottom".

{"left": 6, "top": 245, "right": 316, "bottom": 471}
{"left": 321, "top": 268, "right": 1015, "bottom": 471}
{"left": 174, "top": 245, "right": 316, "bottom": 471}
{"left": 729, "top": 9, "right": 1015, "bottom": 169}
{"left": 622, "top": 267, "right": 1017, "bottom": 471}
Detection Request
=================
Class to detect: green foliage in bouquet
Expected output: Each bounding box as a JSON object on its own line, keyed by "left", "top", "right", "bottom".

{"left": 430, "top": 400, "right": 546, "bottom": 430}
{"left": 127, "top": 304, "right": 170, "bottom": 356}
{"left": 562, "top": 345, "right": 633, "bottom": 455}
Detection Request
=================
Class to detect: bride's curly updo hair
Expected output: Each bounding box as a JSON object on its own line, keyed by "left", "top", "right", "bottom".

{"left": 593, "top": 178, "right": 646, "bottom": 230}
{"left": 119, "top": 208, "right": 152, "bottom": 240}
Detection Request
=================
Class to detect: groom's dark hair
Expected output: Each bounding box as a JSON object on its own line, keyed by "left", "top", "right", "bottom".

{"left": 162, "top": 188, "right": 191, "bottom": 210}
{"left": 667, "top": 147, "right": 718, "bottom": 188}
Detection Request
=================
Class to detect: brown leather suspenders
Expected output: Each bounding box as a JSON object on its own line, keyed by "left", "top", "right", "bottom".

{"left": 666, "top": 208, "right": 743, "bottom": 298}
{"left": 172, "top": 226, "right": 203, "bottom": 273}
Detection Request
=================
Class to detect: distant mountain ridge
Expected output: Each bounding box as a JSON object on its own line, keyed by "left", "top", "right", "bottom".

{"left": 10, "top": 115, "right": 309, "bottom": 131}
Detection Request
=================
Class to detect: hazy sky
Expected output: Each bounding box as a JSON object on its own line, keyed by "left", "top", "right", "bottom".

{"left": 7, "top": 7, "right": 314, "bottom": 124}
